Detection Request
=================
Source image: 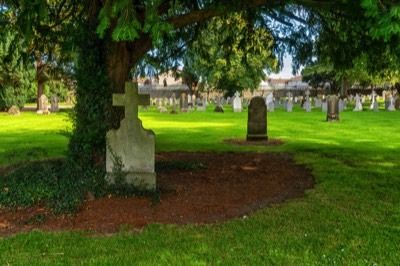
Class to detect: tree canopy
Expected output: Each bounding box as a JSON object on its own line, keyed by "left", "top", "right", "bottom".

{"left": 1, "top": 0, "right": 400, "bottom": 169}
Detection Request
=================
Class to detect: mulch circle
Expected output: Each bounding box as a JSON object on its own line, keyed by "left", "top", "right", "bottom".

{"left": 224, "top": 138, "right": 284, "bottom": 146}
{"left": 0, "top": 152, "right": 314, "bottom": 237}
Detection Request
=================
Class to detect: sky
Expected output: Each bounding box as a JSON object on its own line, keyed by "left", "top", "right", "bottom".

{"left": 268, "top": 55, "right": 297, "bottom": 79}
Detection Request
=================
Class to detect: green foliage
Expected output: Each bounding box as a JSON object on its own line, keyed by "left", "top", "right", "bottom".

{"left": 361, "top": 0, "right": 400, "bottom": 41}
{"left": 67, "top": 10, "right": 115, "bottom": 169}
{"left": 185, "top": 12, "right": 277, "bottom": 95}
{"left": 0, "top": 26, "right": 35, "bottom": 110}
{"left": 1, "top": 107, "right": 400, "bottom": 264}
{"left": 0, "top": 157, "right": 107, "bottom": 214}
{"left": 97, "top": 0, "right": 172, "bottom": 44}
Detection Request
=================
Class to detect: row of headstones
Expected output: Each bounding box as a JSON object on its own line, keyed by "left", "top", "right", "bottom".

{"left": 6, "top": 94, "right": 59, "bottom": 116}
{"left": 37, "top": 94, "right": 59, "bottom": 115}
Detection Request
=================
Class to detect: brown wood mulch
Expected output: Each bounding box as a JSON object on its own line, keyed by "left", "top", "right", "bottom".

{"left": 0, "top": 151, "right": 314, "bottom": 237}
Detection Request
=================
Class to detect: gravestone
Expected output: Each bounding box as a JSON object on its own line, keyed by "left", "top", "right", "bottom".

{"left": 353, "top": 93, "right": 363, "bottom": 111}
{"left": 274, "top": 98, "right": 280, "bottom": 109}
{"left": 7, "top": 105, "right": 20, "bottom": 116}
{"left": 233, "top": 91, "right": 242, "bottom": 112}
{"left": 388, "top": 95, "right": 396, "bottom": 111}
{"left": 286, "top": 92, "right": 293, "bottom": 112}
{"left": 322, "top": 101, "right": 328, "bottom": 112}
{"left": 304, "top": 90, "right": 311, "bottom": 112}
{"left": 106, "top": 82, "right": 156, "bottom": 191}
{"left": 314, "top": 99, "right": 322, "bottom": 108}
{"left": 382, "top": 90, "right": 387, "bottom": 101}
{"left": 37, "top": 94, "right": 50, "bottom": 115}
{"left": 327, "top": 95, "right": 340, "bottom": 121}
{"left": 50, "top": 95, "right": 59, "bottom": 112}
{"left": 268, "top": 102, "right": 274, "bottom": 112}
{"left": 180, "top": 92, "right": 188, "bottom": 112}
{"left": 196, "top": 98, "right": 206, "bottom": 111}
{"left": 159, "top": 106, "right": 168, "bottom": 113}
{"left": 246, "top": 96, "right": 267, "bottom": 141}
{"left": 265, "top": 93, "right": 273, "bottom": 109}
{"left": 373, "top": 101, "right": 379, "bottom": 111}
{"left": 338, "top": 99, "right": 344, "bottom": 112}
{"left": 170, "top": 93, "right": 178, "bottom": 114}
{"left": 370, "top": 90, "right": 377, "bottom": 110}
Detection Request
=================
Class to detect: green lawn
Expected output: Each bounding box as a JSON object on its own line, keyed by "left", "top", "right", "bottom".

{"left": 1, "top": 104, "right": 399, "bottom": 265}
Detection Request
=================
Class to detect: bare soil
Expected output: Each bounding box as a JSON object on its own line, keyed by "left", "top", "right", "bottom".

{"left": 0, "top": 151, "right": 314, "bottom": 237}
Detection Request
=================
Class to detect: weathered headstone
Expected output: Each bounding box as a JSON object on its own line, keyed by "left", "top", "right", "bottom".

{"left": 37, "top": 94, "right": 50, "bottom": 115}
{"left": 304, "top": 90, "right": 311, "bottom": 112}
{"left": 50, "top": 95, "right": 59, "bottom": 112}
{"left": 286, "top": 92, "right": 293, "bottom": 112}
{"left": 373, "top": 101, "right": 379, "bottom": 111}
{"left": 274, "top": 98, "right": 280, "bottom": 109}
{"left": 314, "top": 98, "right": 322, "bottom": 108}
{"left": 327, "top": 95, "right": 340, "bottom": 121}
{"left": 196, "top": 98, "right": 206, "bottom": 111}
{"left": 322, "top": 101, "right": 328, "bottom": 112}
{"left": 7, "top": 105, "right": 20, "bottom": 116}
{"left": 106, "top": 82, "right": 156, "bottom": 191}
{"left": 246, "top": 96, "right": 267, "bottom": 141}
{"left": 170, "top": 93, "right": 178, "bottom": 114}
{"left": 370, "top": 90, "right": 377, "bottom": 110}
{"left": 382, "top": 90, "right": 387, "bottom": 102}
{"left": 388, "top": 95, "right": 396, "bottom": 111}
{"left": 233, "top": 91, "right": 242, "bottom": 112}
{"left": 353, "top": 93, "right": 363, "bottom": 111}
{"left": 180, "top": 92, "right": 188, "bottom": 112}
{"left": 265, "top": 93, "right": 273, "bottom": 109}
{"left": 268, "top": 102, "right": 274, "bottom": 112}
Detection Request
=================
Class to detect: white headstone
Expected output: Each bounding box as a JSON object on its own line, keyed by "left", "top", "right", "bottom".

{"left": 388, "top": 95, "right": 396, "bottom": 111}
{"left": 353, "top": 93, "right": 363, "bottom": 111}
{"left": 265, "top": 93, "right": 273, "bottom": 108}
{"left": 106, "top": 82, "right": 155, "bottom": 191}
{"left": 37, "top": 94, "right": 50, "bottom": 115}
{"left": 233, "top": 91, "right": 242, "bottom": 112}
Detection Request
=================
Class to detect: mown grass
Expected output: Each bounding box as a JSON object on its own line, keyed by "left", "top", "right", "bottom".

{"left": 0, "top": 102, "right": 399, "bottom": 265}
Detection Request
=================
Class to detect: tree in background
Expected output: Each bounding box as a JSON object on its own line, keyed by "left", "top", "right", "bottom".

{"left": 0, "top": 25, "right": 35, "bottom": 110}
{"left": 4, "top": 0, "right": 400, "bottom": 171}
{"left": 1, "top": 0, "right": 79, "bottom": 109}
{"left": 182, "top": 12, "right": 277, "bottom": 97}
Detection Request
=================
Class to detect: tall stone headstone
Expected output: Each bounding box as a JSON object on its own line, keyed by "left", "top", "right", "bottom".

{"left": 180, "top": 92, "right": 188, "bottom": 112}
{"left": 106, "top": 82, "right": 155, "bottom": 191}
{"left": 233, "top": 91, "right": 242, "bottom": 112}
{"left": 265, "top": 93, "right": 273, "bottom": 109}
{"left": 382, "top": 90, "right": 387, "bottom": 102}
{"left": 286, "top": 92, "right": 293, "bottom": 112}
{"left": 247, "top": 96, "right": 267, "bottom": 141}
{"left": 353, "top": 93, "right": 363, "bottom": 111}
{"left": 388, "top": 95, "right": 396, "bottom": 111}
{"left": 268, "top": 102, "right": 274, "bottom": 112}
{"left": 274, "top": 98, "right": 280, "bottom": 109}
{"left": 370, "top": 90, "right": 377, "bottom": 110}
{"left": 50, "top": 95, "right": 59, "bottom": 112}
{"left": 170, "top": 93, "right": 178, "bottom": 114}
{"left": 37, "top": 94, "right": 50, "bottom": 115}
{"left": 327, "top": 95, "right": 340, "bottom": 121}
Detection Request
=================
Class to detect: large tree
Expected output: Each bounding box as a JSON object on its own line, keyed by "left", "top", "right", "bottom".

{"left": 1, "top": 0, "right": 80, "bottom": 109}
{"left": 3, "top": 0, "right": 400, "bottom": 169}
{"left": 0, "top": 24, "right": 35, "bottom": 110}
{"left": 181, "top": 12, "right": 277, "bottom": 96}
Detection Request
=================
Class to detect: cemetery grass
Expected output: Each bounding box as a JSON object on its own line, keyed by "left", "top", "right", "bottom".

{"left": 0, "top": 104, "right": 400, "bottom": 264}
